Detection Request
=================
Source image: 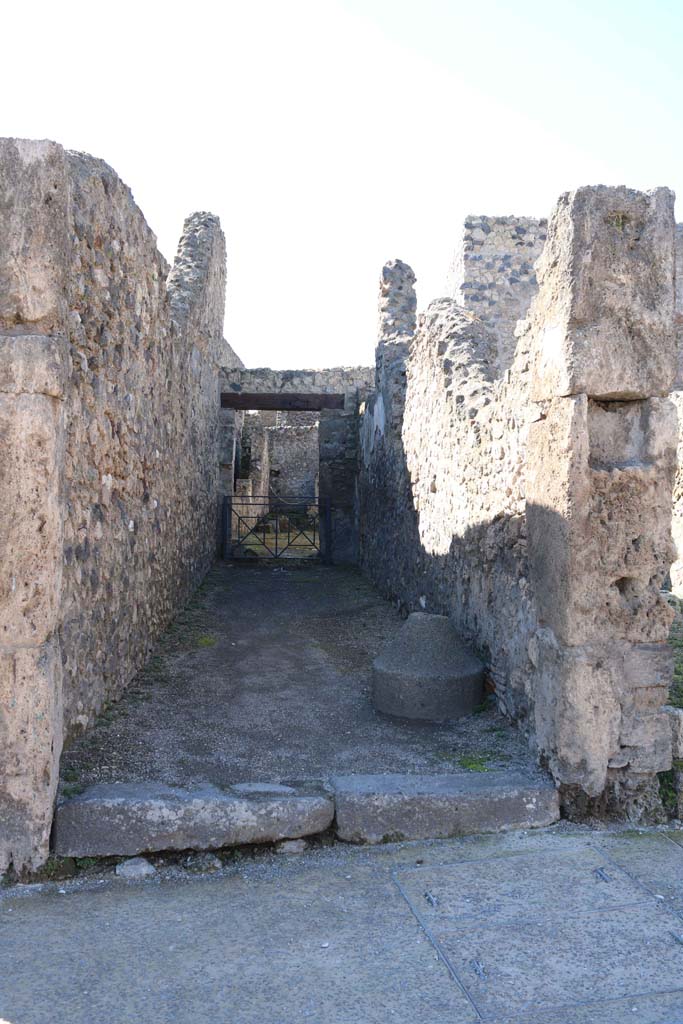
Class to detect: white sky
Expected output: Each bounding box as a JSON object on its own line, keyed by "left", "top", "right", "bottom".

{"left": 4, "top": 0, "right": 682, "bottom": 368}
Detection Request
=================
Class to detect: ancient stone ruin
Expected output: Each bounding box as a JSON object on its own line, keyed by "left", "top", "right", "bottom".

{"left": 2, "top": 135, "right": 683, "bottom": 872}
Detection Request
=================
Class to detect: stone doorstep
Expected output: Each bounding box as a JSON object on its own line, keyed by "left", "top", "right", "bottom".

{"left": 52, "top": 782, "right": 335, "bottom": 858}
{"left": 52, "top": 773, "right": 560, "bottom": 859}
{"left": 331, "top": 772, "right": 560, "bottom": 844}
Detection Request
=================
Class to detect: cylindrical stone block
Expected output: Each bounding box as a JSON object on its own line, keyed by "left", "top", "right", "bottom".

{"left": 371, "top": 612, "right": 485, "bottom": 723}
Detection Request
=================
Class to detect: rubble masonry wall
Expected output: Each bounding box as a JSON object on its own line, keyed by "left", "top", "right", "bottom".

{"left": 0, "top": 139, "right": 232, "bottom": 869}
{"left": 447, "top": 215, "right": 546, "bottom": 373}
{"left": 361, "top": 191, "right": 678, "bottom": 814}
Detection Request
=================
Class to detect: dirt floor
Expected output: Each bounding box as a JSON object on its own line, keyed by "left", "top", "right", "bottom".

{"left": 59, "top": 563, "right": 546, "bottom": 794}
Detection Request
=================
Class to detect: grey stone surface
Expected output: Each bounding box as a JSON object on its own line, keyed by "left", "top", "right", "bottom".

{"left": 332, "top": 772, "right": 559, "bottom": 843}
{"left": 53, "top": 782, "right": 334, "bottom": 857}
{"left": 440, "top": 906, "right": 683, "bottom": 1019}
{"left": 115, "top": 857, "right": 156, "bottom": 879}
{"left": 395, "top": 846, "right": 648, "bottom": 924}
{"left": 372, "top": 612, "right": 485, "bottom": 722}
{"left": 276, "top": 838, "right": 307, "bottom": 854}
{"left": 5, "top": 827, "right": 683, "bottom": 1023}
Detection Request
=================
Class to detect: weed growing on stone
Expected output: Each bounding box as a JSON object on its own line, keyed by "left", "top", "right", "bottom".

{"left": 61, "top": 783, "right": 86, "bottom": 799}
{"left": 457, "top": 754, "right": 490, "bottom": 772}
{"left": 194, "top": 634, "right": 217, "bottom": 648}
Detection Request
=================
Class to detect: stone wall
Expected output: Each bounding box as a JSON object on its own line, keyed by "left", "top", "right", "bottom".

{"left": 360, "top": 188, "right": 678, "bottom": 816}
{"left": 360, "top": 262, "right": 536, "bottom": 727}
{"left": 240, "top": 412, "right": 271, "bottom": 496}
{"left": 447, "top": 216, "right": 546, "bottom": 373}
{"left": 221, "top": 365, "right": 374, "bottom": 406}
{"left": 525, "top": 187, "right": 677, "bottom": 815}
{"left": 668, "top": 225, "right": 683, "bottom": 592}
{"left": 268, "top": 424, "right": 319, "bottom": 498}
{"left": 0, "top": 141, "right": 70, "bottom": 874}
{"left": 0, "top": 139, "right": 232, "bottom": 870}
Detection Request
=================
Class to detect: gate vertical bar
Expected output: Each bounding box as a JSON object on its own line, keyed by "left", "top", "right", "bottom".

{"left": 323, "top": 499, "right": 333, "bottom": 565}
{"left": 221, "top": 494, "right": 232, "bottom": 560}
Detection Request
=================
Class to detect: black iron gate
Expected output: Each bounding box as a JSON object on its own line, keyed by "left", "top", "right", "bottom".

{"left": 221, "top": 494, "right": 330, "bottom": 561}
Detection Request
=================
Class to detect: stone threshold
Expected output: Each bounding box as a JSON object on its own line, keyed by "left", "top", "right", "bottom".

{"left": 52, "top": 772, "right": 559, "bottom": 858}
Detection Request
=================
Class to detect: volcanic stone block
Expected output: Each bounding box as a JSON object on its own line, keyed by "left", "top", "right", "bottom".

{"left": 0, "top": 139, "right": 70, "bottom": 332}
{"left": 0, "top": 640, "right": 63, "bottom": 871}
{"left": 0, "top": 334, "right": 68, "bottom": 397}
{"left": 664, "top": 706, "right": 683, "bottom": 759}
{"left": 331, "top": 772, "right": 559, "bottom": 843}
{"left": 530, "top": 631, "right": 673, "bottom": 794}
{"left": 527, "top": 395, "right": 676, "bottom": 646}
{"left": 530, "top": 629, "right": 622, "bottom": 796}
{"left": 371, "top": 613, "right": 485, "bottom": 722}
{"left": 52, "top": 783, "right": 335, "bottom": 857}
{"left": 0, "top": 390, "right": 65, "bottom": 646}
{"left": 529, "top": 186, "right": 676, "bottom": 400}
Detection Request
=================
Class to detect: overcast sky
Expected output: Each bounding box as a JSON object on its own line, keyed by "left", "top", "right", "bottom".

{"left": 5, "top": 0, "right": 682, "bottom": 368}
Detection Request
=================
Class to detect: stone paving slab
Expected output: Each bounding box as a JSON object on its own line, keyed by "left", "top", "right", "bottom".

{"left": 434, "top": 905, "right": 683, "bottom": 1020}
{"left": 6, "top": 825, "right": 683, "bottom": 1023}
{"left": 594, "top": 830, "right": 683, "bottom": 905}
{"left": 393, "top": 846, "right": 650, "bottom": 924}
{"left": 0, "top": 851, "right": 478, "bottom": 1024}
{"left": 493, "top": 990, "right": 683, "bottom": 1024}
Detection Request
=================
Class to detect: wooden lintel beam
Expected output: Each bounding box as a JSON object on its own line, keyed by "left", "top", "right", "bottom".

{"left": 221, "top": 392, "right": 345, "bottom": 411}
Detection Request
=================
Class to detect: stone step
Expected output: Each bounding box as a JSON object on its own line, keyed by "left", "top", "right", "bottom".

{"left": 331, "top": 772, "right": 560, "bottom": 844}
{"left": 371, "top": 612, "right": 485, "bottom": 723}
{"left": 52, "top": 772, "right": 560, "bottom": 858}
{"left": 52, "top": 782, "right": 334, "bottom": 858}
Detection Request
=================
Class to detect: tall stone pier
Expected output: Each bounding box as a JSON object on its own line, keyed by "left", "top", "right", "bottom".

{"left": 526, "top": 186, "right": 678, "bottom": 814}
{"left": 0, "top": 141, "right": 70, "bottom": 870}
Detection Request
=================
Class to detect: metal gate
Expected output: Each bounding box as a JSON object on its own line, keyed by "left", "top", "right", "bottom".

{"left": 221, "top": 494, "right": 330, "bottom": 561}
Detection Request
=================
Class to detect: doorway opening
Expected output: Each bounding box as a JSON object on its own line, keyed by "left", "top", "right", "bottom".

{"left": 220, "top": 392, "right": 344, "bottom": 561}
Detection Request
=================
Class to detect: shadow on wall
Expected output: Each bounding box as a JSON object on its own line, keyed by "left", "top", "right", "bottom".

{"left": 360, "top": 442, "right": 673, "bottom": 824}
{"left": 360, "top": 184, "right": 680, "bottom": 821}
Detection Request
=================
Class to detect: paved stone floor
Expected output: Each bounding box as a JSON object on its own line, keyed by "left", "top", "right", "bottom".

{"left": 60, "top": 563, "right": 544, "bottom": 790}
{"left": 3, "top": 826, "right": 683, "bottom": 1023}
